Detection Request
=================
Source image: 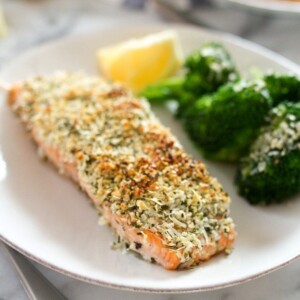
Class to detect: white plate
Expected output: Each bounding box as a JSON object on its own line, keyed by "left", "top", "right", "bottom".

{"left": 0, "top": 24, "right": 300, "bottom": 293}
{"left": 228, "top": 0, "right": 300, "bottom": 16}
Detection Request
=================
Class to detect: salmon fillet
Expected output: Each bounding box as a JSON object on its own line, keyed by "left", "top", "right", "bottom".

{"left": 8, "top": 72, "right": 236, "bottom": 270}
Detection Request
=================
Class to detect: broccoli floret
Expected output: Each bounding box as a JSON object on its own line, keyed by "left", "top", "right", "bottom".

{"left": 139, "top": 77, "right": 185, "bottom": 104}
{"left": 184, "top": 42, "right": 239, "bottom": 96}
{"left": 236, "top": 102, "right": 300, "bottom": 204}
{"left": 138, "top": 77, "right": 194, "bottom": 118}
{"left": 264, "top": 73, "right": 300, "bottom": 106}
{"left": 183, "top": 80, "right": 272, "bottom": 162}
{"left": 139, "top": 42, "right": 239, "bottom": 112}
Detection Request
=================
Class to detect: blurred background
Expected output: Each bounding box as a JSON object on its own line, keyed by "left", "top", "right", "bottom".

{"left": 0, "top": 0, "right": 300, "bottom": 68}
{"left": 1, "top": 1, "right": 300, "bottom": 299}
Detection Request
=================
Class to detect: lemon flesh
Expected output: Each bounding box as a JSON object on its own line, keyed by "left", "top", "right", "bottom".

{"left": 97, "top": 30, "right": 183, "bottom": 92}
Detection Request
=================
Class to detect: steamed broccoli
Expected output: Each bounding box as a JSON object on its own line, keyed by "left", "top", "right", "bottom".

{"left": 139, "top": 42, "right": 239, "bottom": 110}
{"left": 236, "top": 102, "right": 300, "bottom": 204}
{"left": 183, "top": 42, "right": 239, "bottom": 96}
{"left": 183, "top": 80, "right": 272, "bottom": 162}
{"left": 264, "top": 73, "right": 300, "bottom": 106}
{"left": 139, "top": 77, "right": 185, "bottom": 104}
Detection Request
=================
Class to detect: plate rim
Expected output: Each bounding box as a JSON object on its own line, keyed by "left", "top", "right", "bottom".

{"left": 1, "top": 23, "right": 300, "bottom": 77}
{"left": 1, "top": 22, "right": 300, "bottom": 293}
{"left": 1, "top": 234, "right": 300, "bottom": 293}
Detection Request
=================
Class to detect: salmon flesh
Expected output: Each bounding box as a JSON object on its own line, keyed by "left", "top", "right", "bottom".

{"left": 8, "top": 72, "right": 236, "bottom": 270}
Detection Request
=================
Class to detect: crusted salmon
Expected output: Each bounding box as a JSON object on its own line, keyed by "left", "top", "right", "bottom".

{"left": 7, "top": 72, "right": 236, "bottom": 270}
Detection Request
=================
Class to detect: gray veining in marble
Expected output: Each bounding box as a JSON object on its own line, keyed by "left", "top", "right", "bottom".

{"left": 0, "top": 0, "right": 300, "bottom": 299}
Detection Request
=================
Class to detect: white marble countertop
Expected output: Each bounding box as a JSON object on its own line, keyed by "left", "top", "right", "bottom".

{"left": 1, "top": 0, "right": 300, "bottom": 299}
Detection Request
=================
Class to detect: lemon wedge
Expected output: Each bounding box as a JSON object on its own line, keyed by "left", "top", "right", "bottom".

{"left": 97, "top": 30, "right": 183, "bottom": 92}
